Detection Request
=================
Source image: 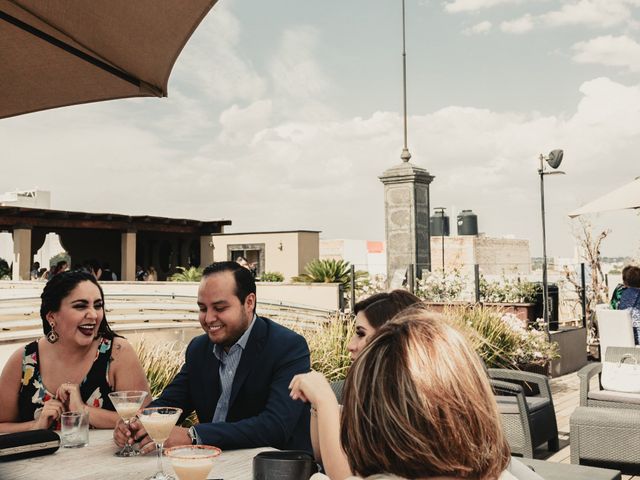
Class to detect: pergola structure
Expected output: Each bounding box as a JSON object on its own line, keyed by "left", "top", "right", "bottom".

{"left": 0, "top": 206, "right": 231, "bottom": 281}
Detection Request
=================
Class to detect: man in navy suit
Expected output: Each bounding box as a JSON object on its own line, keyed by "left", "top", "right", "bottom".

{"left": 114, "top": 261, "right": 311, "bottom": 451}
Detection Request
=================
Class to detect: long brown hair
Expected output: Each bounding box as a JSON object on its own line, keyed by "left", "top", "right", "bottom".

{"left": 354, "top": 289, "right": 422, "bottom": 329}
{"left": 340, "top": 308, "right": 510, "bottom": 480}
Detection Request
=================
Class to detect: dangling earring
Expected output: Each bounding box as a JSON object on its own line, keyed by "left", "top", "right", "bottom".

{"left": 46, "top": 324, "right": 59, "bottom": 344}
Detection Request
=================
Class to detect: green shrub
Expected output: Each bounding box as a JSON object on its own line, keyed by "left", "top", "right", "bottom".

{"left": 479, "top": 276, "right": 540, "bottom": 303}
{"left": 442, "top": 305, "right": 558, "bottom": 369}
{"left": 416, "top": 269, "right": 467, "bottom": 302}
{"left": 49, "top": 252, "right": 70, "bottom": 269}
{"left": 169, "top": 266, "right": 203, "bottom": 282}
{"left": 292, "top": 312, "right": 355, "bottom": 382}
{"left": 260, "top": 271, "right": 284, "bottom": 282}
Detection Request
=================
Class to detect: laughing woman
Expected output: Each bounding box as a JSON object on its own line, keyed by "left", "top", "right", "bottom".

{"left": 0, "top": 270, "right": 149, "bottom": 433}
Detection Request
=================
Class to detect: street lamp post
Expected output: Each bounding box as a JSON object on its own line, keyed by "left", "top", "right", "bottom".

{"left": 538, "top": 149, "right": 565, "bottom": 338}
{"left": 434, "top": 207, "right": 446, "bottom": 278}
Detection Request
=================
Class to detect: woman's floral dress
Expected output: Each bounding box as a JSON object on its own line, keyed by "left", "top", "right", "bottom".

{"left": 18, "top": 337, "right": 116, "bottom": 424}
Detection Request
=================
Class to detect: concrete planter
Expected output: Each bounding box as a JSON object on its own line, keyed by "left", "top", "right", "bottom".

{"left": 422, "top": 302, "right": 537, "bottom": 326}
{"left": 549, "top": 326, "right": 588, "bottom": 378}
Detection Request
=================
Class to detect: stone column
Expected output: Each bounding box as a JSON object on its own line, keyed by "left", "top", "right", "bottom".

{"left": 379, "top": 161, "right": 434, "bottom": 283}
{"left": 200, "top": 235, "right": 214, "bottom": 268}
{"left": 12, "top": 227, "right": 32, "bottom": 281}
{"left": 120, "top": 231, "right": 136, "bottom": 281}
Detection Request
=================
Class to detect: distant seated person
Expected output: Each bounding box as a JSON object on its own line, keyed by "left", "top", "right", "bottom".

{"left": 0, "top": 271, "right": 149, "bottom": 433}
{"left": 99, "top": 262, "right": 118, "bottom": 281}
{"left": 145, "top": 266, "right": 157, "bottom": 282}
{"left": 610, "top": 265, "right": 632, "bottom": 309}
{"left": 86, "top": 258, "right": 102, "bottom": 280}
{"left": 49, "top": 260, "right": 69, "bottom": 278}
{"left": 30, "top": 262, "right": 40, "bottom": 280}
{"left": 307, "top": 308, "right": 541, "bottom": 480}
{"left": 615, "top": 265, "right": 640, "bottom": 344}
{"left": 135, "top": 265, "right": 147, "bottom": 281}
{"left": 113, "top": 261, "right": 311, "bottom": 452}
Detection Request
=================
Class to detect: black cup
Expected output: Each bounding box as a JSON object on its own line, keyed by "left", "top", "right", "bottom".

{"left": 253, "top": 450, "right": 318, "bottom": 480}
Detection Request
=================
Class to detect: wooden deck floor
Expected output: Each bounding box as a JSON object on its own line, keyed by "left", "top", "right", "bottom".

{"left": 543, "top": 371, "right": 636, "bottom": 479}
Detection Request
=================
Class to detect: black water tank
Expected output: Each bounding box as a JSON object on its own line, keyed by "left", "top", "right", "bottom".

{"left": 457, "top": 210, "right": 478, "bottom": 236}
{"left": 430, "top": 214, "right": 450, "bottom": 236}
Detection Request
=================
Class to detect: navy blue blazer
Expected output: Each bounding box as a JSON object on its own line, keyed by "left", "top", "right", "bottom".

{"left": 152, "top": 316, "right": 312, "bottom": 451}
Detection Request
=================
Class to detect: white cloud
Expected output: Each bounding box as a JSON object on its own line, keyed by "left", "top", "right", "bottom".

{"left": 269, "top": 27, "right": 330, "bottom": 99}
{"left": 500, "top": 14, "right": 535, "bottom": 34}
{"left": 3, "top": 77, "right": 640, "bottom": 256}
{"left": 171, "top": 7, "right": 266, "bottom": 104}
{"left": 541, "top": 0, "right": 637, "bottom": 29}
{"left": 218, "top": 100, "right": 273, "bottom": 146}
{"left": 444, "top": 0, "right": 520, "bottom": 14}
{"left": 496, "top": 0, "right": 640, "bottom": 34}
{"left": 463, "top": 21, "right": 493, "bottom": 35}
{"left": 572, "top": 35, "right": 640, "bottom": 72}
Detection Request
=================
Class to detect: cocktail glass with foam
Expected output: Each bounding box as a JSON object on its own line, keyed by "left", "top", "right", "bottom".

{"left": 165, "top": 445, "right": 221, "bottom": 480}
{"left": 138, "top": 407, "right": 183, "bottom": 480}
{"left": 108, "top": 391, "right": 148, "bottom": 457}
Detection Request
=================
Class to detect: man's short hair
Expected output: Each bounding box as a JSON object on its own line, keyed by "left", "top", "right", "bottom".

{"left": 624, "top": 265, "right": 640, "bottom": 288}
{"left": 202, "top": 261, "right": 257, "bottom": 307}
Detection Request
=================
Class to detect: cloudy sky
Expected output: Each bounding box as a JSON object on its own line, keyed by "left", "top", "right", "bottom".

{"left": 2, "top": 0, "right": 640, "bottom": 259}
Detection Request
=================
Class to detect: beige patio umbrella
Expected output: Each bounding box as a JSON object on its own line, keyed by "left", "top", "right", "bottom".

{"left": 569, "top": 176, "right": 640, "bottom": 217}
{"left": 0, "top": 0, "right": 218, "bottom": 119}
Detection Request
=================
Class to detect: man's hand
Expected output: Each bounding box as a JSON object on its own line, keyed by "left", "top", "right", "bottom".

{"left": 163, "top": 426, "right": 191, "bottom": 449}
{"left": 113, "top": 417, "right": 152, "bottom": 448}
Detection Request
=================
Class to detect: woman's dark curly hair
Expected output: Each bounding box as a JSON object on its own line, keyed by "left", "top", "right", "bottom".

{"left": 41, "top": 270, "right": 118, "bottom": 340}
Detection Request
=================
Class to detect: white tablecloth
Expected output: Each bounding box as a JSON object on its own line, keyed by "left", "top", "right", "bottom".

{"left": 0, "top": 429, "right": 269, "bottom": 480}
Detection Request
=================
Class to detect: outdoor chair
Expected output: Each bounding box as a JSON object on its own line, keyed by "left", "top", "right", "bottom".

{"left": 571, "top": 405, "right": 640, "bottom": 471}
{"left": 330, "top": 380, "right": 344, "bottom": 404}
{"left": 489, "top": 368, "right": 559, "bottom": 458}
{"left": 578, "top": 346, "right": 640, "bottom": 410}
{"left": 596, "top": 309, "right": 635, "bottom": 359}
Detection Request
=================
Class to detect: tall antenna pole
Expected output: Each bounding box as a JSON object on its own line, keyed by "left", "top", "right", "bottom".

{"left": 400, "top": 0, "right": 411, "bottom": 163}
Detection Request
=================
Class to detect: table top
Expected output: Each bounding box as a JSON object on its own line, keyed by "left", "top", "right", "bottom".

{"left": 0, "top": 429, "right": 269, "bottom": 480}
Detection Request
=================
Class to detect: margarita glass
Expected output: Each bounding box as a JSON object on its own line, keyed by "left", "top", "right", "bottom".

{"left": 108, "top": 391, "right": 148, "bottom": 457}
{"left": 138, "top": 407, "right": 183, "bottom": 480}
{"left": 165, "top": 445, "right": 221, "bottom": 480}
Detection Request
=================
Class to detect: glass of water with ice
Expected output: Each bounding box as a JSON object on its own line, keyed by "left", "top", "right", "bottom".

{"left": 61, "top": 410, "right": 89, "bottom": 448}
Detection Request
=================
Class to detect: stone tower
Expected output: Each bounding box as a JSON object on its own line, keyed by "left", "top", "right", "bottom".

{"left": 379, "top": 159, "right": 434, "bottom": 283}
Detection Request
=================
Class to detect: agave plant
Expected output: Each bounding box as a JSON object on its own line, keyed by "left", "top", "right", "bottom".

{"left": 259, "top": 271, "right": 285, "bottom": 282}
{"left": 169, "top": 266, "right": 203, "bottom": 282}
{"left": 293, "top": 259, "right": 367, "bottom": 291}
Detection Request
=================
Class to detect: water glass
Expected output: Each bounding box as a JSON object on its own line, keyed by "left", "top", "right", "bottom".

{"left": 60, "top": 410, "right": 89, "bottom": 448}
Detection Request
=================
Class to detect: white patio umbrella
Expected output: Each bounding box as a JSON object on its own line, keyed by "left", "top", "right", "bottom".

{"left": 568, "top": 177, "right": 640, "bottom": 217}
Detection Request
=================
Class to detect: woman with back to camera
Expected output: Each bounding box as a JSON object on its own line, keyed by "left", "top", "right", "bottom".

{"left": 0, "top": 270, "right": 149, "bottom": 432}
{"left": 289, "top": 290, "right": 421, "bottom": 480}
{"left": 298, "top": 308, "right": 541, "bottom": 480}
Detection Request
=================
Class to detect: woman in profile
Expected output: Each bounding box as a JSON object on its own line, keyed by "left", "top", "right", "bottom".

{"left": 295, "top": 309, "right": 539, "bottom": 480}
{"left": 290, "top": 290, "right": 421, "bottom": 479}
{"left": 0, "top": 270, "right": 149, "bottom": 432}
